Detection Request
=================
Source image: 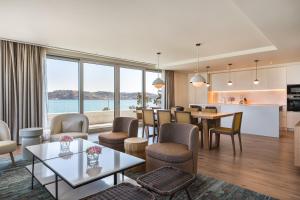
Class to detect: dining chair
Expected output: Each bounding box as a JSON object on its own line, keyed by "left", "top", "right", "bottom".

{"left": 135, "top": 107, "right": 143, "bottom": 123}
{"left": 142, "top": 109, "right": 158, "bottom": 143}
{"left": 157, "top": 110, "right": 172, "bottom": 142}
{"left": 175, "top": 111, "right": 193, "bottom": 124}
{"left": 190, "top": 105, "right": 202, "bottom": 111}
{"left": 209, "top": 112, "right": 243, "bottom": 155}
{"left": 170, "top": 106, "right": 184, "bottom": 121}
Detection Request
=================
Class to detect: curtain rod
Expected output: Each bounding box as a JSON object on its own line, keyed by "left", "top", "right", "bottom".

{"left": 0, "top": 37, "right": 154, "bottom": 67}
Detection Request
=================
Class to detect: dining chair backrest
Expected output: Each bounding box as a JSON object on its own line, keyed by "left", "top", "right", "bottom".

{"left": 157, "top": 110, "right": 172, "bottom": 128}
{"left": 190, "top": 105, "right": 202, "bottom": 111}
{"left": 135, "top": 107, "right": 143, "bottom": 120}
{"left": 175, "top": 111, "right": 192, "bottom": 124}
{"left": 142, "top": 109, "right": 155, "bottom": 126}
{"left": 203, "top": 106, "right": 218, "bottom": 113}
{"left": 184, "top": 107, "right": 200, "bottom": 112}
{"left": 232, "top": 112, "right": 243, "bottom": 133}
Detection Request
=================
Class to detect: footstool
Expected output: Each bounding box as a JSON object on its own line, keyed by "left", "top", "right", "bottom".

{"left": 81, "top": 182, "right": 156, "bottom": 200}
{"left": 124, "top": 137, "right": 148, "bottom": 172}
{"left": 20, "top": 127, "right": 43, "bottom": 160}
{"left": 137, "top": 166, "right": 196, "bottom": 200}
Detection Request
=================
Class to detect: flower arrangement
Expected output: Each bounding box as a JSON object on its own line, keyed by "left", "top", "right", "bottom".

{"left": 86, "top": 146, "right": 102, "bottom": 166}
{"left": 86, "top": 146, "right": 102, "bottom": 155}
{"left": 59, "top": 135, "right": 74, "bottom": 142}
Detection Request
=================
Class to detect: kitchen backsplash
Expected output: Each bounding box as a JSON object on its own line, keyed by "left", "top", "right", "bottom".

{"left": 208, "top": 90, "right": 286, "bottom": 105}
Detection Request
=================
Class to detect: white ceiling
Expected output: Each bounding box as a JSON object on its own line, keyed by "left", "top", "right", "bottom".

{"left": 0, "top": 0, "right": 299, "bottom": 71}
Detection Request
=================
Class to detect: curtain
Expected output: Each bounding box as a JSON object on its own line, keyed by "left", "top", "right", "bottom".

{"left": 0, "top": 40, "right": 45, "bottom": 144}
{"left": 164, "top": 70, "right": 175, "bottom": 109}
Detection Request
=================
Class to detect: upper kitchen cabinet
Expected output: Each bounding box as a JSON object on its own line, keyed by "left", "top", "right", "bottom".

{"left": 287, "top": 65, "right": 300, "bottom": 85}
{"left": 211, "top": 67, "right": 286, "bottom": 91}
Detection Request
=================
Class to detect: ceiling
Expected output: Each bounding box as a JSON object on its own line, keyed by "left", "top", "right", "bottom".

{"left": 0, "top": 0, "right": 299, "bottom": 72}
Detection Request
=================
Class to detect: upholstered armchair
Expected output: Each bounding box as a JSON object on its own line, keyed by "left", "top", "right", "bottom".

{"left": 146, "top": 123, "right": 199, "bottom": 174}
{"left": 50, "top": 113, "right": 89, "bottom": 142}
{"left": 0, "top": 121, "right": 17, "bottom": 165}
{"left": 98, "top": 117, "right": 138, "bottom": 152}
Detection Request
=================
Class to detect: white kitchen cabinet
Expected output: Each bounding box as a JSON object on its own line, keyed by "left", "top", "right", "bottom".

{"left": 287, "top": 111, "right": 300, "bottom": 129}
{"left": 287, "top": 65, "right": 300, "bottom": 85}
{"left": 211, "top": 67, "right": 286, "bottom": 91}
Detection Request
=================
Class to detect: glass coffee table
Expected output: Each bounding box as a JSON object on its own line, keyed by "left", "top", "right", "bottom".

{"left": 25, "top": 139, "right": 145, "bottom": 200}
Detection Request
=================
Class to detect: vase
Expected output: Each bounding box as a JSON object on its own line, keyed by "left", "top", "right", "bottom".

{"left": 60, "top": 141, "right": 70, "bottom": 152}
{"left": 87, "top": 153, "right": 99, "bottom": 166}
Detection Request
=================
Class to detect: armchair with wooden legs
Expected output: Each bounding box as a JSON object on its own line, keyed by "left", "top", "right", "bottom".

{"left": 0, "top": 121, "right": 17, "bottom": 165}
{"left": 209, "top": 112, "right": 243, "bottom": 155}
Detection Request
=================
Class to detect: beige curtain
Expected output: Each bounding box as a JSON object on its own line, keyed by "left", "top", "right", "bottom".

{"left": 164, "top": 70, "right": 175, "bottom": 109}
{"left": 0, "top": 40, "right": 45, "bottom": 144}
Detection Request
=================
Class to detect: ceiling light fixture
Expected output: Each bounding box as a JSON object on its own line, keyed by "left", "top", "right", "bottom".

{"left": 152, "top": 52, "right": 165, "bottom": 89}
{"left": 227, "top": 63, "right": 233, "bottom": 86}
{"left": 190, "top": 43, "right": 206, "bottom": 87}
{"left": 254, "top": 59, "right": 260, "bottom": 85}
{"left": 206, "top": 66, "right": 210, "bottom": 87}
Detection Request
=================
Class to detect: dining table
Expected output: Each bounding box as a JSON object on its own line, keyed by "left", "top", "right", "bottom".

{"left": 191, "top": 111, "right": 235, "bottom": 150}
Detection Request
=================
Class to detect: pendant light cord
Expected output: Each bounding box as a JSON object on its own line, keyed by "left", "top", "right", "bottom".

{"left": 255, "top": 60, "right": 259, "bottom": 79}
{"left": 196, "top": 43, "right": 201, "bottom": 73}
{"left": 157, "top": 52, "right": 161, "bottom": 78}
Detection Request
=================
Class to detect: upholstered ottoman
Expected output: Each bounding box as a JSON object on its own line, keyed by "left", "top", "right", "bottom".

{"left": 20, "top": 128, "right": 43, "bottom": 160}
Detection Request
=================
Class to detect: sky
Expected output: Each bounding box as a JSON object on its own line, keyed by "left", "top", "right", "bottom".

{"left": 46, "top": 58, "right": 159, "bottom": 94}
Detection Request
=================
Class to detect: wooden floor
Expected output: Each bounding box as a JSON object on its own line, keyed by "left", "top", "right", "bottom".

{"left": 198, "top": 131, "right": 300, "bottom": 200}
{"left": 2, "top": 130, "right": 300, "bottom": 199}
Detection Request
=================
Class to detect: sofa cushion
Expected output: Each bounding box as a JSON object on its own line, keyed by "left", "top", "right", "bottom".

{"left": 98, "top": 132, "right": 128, "bottom": 144}
{"left": 62, "top": 120, "right": 83, "bottom": 133}
{"left": 0, "top": 141, "right": 17, "bottom": 155}
{"left": 50, "top": 132, "right": 88, "bottom": 142}
{"left": 146, "top": 143, "right": 192, "bottom": 163}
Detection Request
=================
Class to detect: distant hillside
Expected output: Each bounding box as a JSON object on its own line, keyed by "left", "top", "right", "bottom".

{"left": 48, "top": 90, "right": 158, "bottom": 100}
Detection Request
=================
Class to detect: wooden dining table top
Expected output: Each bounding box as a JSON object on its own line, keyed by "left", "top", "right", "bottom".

{"left": 135, "top": 109, "right": 235, "bottom": 120}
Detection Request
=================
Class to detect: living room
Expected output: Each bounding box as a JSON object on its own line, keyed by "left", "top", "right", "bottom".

{"left": 1, "top": 0, "right": 300, "bottom": 200}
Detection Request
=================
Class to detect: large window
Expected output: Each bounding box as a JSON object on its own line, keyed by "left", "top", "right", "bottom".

{"left": 83, "top": 63, "right": 114, "bottom": 125}
{"left": 120, "top": 68, "right": 143, "bottom": 117}
{"left": 145, "top": 71, "right": 162, "bottom": 108}
{"left": 46, "top": 57, "right": 79, "bottom": 122}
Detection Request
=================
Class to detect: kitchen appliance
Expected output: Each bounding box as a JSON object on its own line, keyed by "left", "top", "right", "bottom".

{"left": 287, "top": 85, "right": 300, "bottom": 111}
{"left": 287, "top": 84, "right": 300, "bottom": 95}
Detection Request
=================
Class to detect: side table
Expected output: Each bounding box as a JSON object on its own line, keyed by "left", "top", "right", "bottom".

{"left": 20, "top": 127, "right": 43, "bottom": 160}
{"left": 124, "top": 137, "right": 148, "bottom": 172}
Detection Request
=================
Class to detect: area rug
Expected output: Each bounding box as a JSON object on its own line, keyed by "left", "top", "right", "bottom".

{"left": 0, "top": 157, "right": 276, "bottom": 200}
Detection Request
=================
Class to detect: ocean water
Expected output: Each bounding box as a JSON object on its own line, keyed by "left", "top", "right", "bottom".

{"left": 48, "top": 99, "right": 155, "bottom": 113}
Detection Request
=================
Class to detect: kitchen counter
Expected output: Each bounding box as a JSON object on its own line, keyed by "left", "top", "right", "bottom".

{"left": 190, "top": 103, "right": 280, "bottom": 138}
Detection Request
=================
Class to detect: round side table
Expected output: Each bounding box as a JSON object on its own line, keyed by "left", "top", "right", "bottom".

{"left": 124, "top": 137, "right": 148, "bottom": 172}
{"left": 20, "top": 128, "right": 43, "bottom": 160}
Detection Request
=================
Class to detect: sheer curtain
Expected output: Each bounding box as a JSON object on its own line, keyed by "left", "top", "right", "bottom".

{"left": 164, "top": 70, "right": 175, "bottom": 109}
{"left": 0, "top": 40, "right": 45, "bottom": 144}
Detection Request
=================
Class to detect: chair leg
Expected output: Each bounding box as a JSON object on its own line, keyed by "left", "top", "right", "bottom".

{"left": 9, "top": 152, "right": 15, "bottom": 165}
{"left": 146, "top": 126, "right": 150, "bottom": 140}
{"left": 201, "top": 131, "right": 204, "bottom": 148}
{"left": 142, "top": 125, "right": 145, "bottom": 138}
{"left": 238, "top": 133, "right": 242, "bottom": 152}
{"left": 157, "top": 127, "right": 159, "bottom": 143}
{"left": 209, "top": 132, "right": 213, "bottom": 149}
{"left": 216, "top": 134, "right": 220, "bottom": 148}
{"left": 231, "top": 135, "right": 236, "bottom": 156}
{"left": 152, "top": 126, "right": 155, "bottom": 143}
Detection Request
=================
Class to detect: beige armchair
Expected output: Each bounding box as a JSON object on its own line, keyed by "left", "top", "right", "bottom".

{"left": 98, "top": 117, "right": 138, "bottom": 152}
{"left": 0, "top": 120, "right": 17, "bottom": 165}
{"left": 146, "top": 123, "right": 199, "bottom": 174}
{"left": 50, "top": 113, "right": 89, "bottom": 142}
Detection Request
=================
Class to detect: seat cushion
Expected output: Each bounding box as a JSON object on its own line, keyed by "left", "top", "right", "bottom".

{"left": 211, "top": 127, "right": 234, "bottom": 134}
{"left": 146, "top": 143, "right": 192, "bottom": 163}
{"left": 0, "top": 141, "right": 17, "bottom": 155}
{"left": 50, "top": 132, "right": 88, "bottom": 142}
{"left": 98, "top": 132, "right": 128, "bottom": 144}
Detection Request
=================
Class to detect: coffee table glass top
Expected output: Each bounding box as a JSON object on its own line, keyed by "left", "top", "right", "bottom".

{"left": 26, "top": 139, "right": 101, "bottom": 161}
{"left": 44, "top": 147, "right": 145, "bottom": 188}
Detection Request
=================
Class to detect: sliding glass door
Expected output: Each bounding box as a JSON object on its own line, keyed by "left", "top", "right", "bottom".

{"left": 46, "top": 57, "right": 79, "bottom": 123}
{"left": 83, "top": 63, "right": 115, "bottom": 125}
{"left": 120, "top": 67, "right": 143, "bottom": 117}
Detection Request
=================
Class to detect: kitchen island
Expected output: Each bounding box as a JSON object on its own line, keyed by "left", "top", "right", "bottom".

{"left": 190, "top": 104, "right": 280, "bottom": 138}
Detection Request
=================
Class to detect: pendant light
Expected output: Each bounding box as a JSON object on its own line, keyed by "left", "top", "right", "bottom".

{"left": 206, "top": 66, "right": 210, "bottom": 87}
{"left": 152, "top": 52, "right": 165, "bottom": 89}
{"left": 227, "top": 63, "right": 233, "bottom": 86}
{"left": 253, "top": 59, "right": 260, "bottom": 85}
{"left": 190, "top": 43, "right": 206, "bottom": 87}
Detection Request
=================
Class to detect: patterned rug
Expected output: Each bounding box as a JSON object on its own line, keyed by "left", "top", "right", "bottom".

{"left": 0, "top": 157, "right": 276, "bottom": 200}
